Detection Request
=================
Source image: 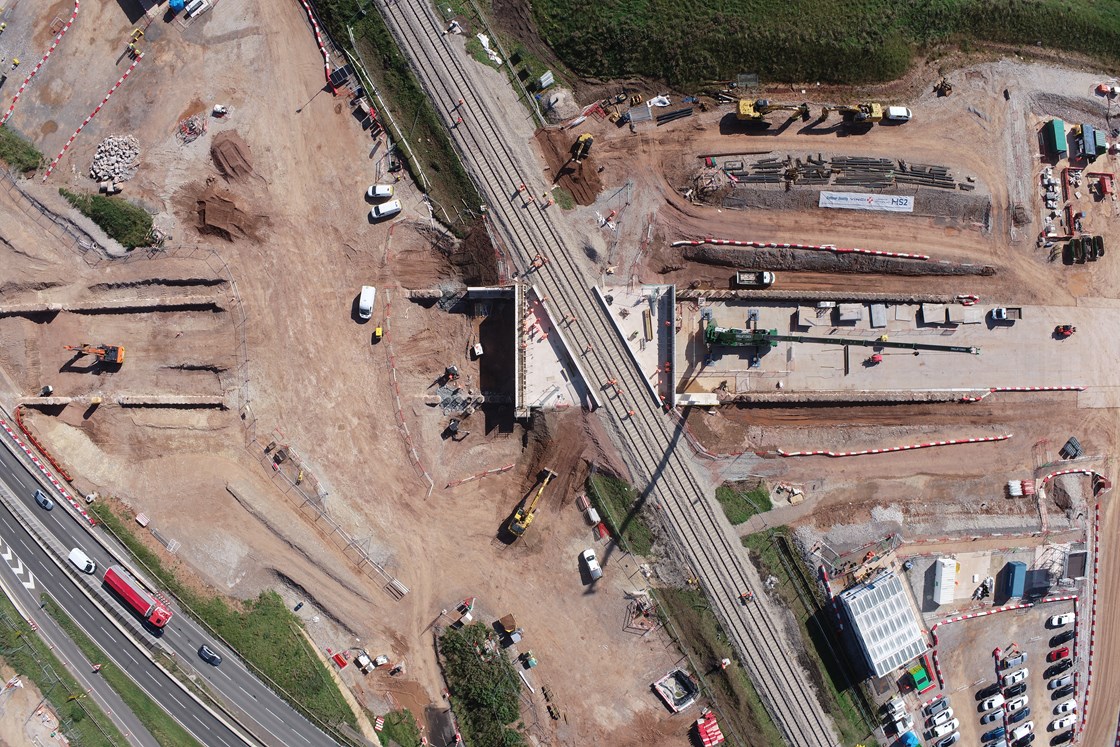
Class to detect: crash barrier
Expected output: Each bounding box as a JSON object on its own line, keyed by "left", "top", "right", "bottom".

{"left": 446, "top": 463, "right": 514, "bottom": 488}
{"left": 0, "top": 418, "right": 96, "bottom": 526}
{"left": 1082, "top": 501, "right": 1101, "bottom": 736}
{"left": 960, "top": 385, "right": 1086, "bottom": 402}
{"left": 929, "top": 602, "right": 1032, "bottom": 646}
{"left": 931, "top": 649, "right": 944, "bottom": 689}
{"left": 670, "top": 237, "right": 930, "bottom": 261}
{"left": 296, "top": 0, "right": 334, "bottom": 91}
{"left": 1041, "top": 468, "right": 1112, "bottom": 495}
{"left": 44, "top": 53, "right": 143, "bottom": 179}
{"left": 777, "top": 433, "right": 1011, "bottom": 458}
{"left": 13, "top": 406, "right": 71, "bottom": 481}
{"left": 383, "top": 292, "right": 435, "bottom": 495}
{"left": 0, "top": 0, "right": 80, "bottom": 126}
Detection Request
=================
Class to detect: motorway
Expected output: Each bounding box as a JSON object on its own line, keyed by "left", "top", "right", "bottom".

{"left": 0, "top": 425, "right": 341, "bottom": 747}
{"left": 372, "top": 3, "right": 841, "bottom": 745}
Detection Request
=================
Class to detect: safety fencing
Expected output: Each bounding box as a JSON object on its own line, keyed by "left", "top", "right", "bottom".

{"left": 44, "top": 52, "right": 144, "bottom": 179}
{"left": 930, "top": 649, "right": 944, "bottom": 689}
{"left": 928, "top": 602, "right": 1032, "bottom": 646}
{"left": 1041, "top": 468, "right": 1112, "bottom": 494}
{"left": 776, "top": 433, "right": 1011, "bottom": 458}
{"left": 1082, "top": 501, "right": 1101, "bottom": 736}
{"left": 296, "top": 0, "right": 335, "bottom": 92}
{"left": 12, "top": 406, "right": 72, "bottom": 482}
{"left": 670, "top": 237, "right": 930, "bottom": 261}
{"left": 445, "top": 463, "right": 514, "bottom": 489}
{"left": 0, "top": 0, "right": 81, "bottom": 126}
{"left": 383, "top": 291, "right": 435, "bottom": 496}
{"left": 0, "top": 418, "right": 95, "bottom": 526}
{"left": 960, "top": 385, "right": 1086, "bottom": 403}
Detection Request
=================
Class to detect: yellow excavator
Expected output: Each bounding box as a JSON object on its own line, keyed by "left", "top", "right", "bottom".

{"left": 64, "top": 343, "right": 125, "bottom": 365}
{"left": 571, "top": 133, "right": 594, "bottom": 163}
{"left": 736, "top": 99, "right": 810, "bottom": 122}
{"left": 823, "top": 103, "right": 884, "bottom": 123}
{"left": 508, "top": 468, "right": 557, "bottom": 539}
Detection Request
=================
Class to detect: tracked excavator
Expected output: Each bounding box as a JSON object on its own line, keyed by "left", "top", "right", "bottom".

{"left": 64, "top": 343, "right": 125, "bottom": 364}
{"left": 571, "top": 133, "right": 594, "bottom": 163}
{"left": 508, "top": 468, "right": 557, "bottom": 539}
{"left": 822, "top": 103, "right": 884, "bottom": 123}
{"left": 736, "top": 99, "right": 810, "bottom": 122}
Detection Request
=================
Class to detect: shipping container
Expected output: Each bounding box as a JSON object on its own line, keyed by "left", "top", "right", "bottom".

{"left": 1005, "top": 561, "right": 1026, "bottom": 598}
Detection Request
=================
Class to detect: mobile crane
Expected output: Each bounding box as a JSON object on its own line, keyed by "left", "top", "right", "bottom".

{"left": 64, "top": 343, "right": 126, "bottom": 364}
{"left": 508, "top": 468, "right": 557, "bottom": 539}
{"left": 736, "top": 99, "right": 810, "bottom": 122}
{"left": 704, "top": 322, "right": 979, "bottom": 355}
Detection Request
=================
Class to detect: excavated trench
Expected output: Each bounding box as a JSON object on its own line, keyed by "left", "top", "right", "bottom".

{"left": 681, "top": 244, "right": 995, "bottom": 276}
{"left": 88, "top": 277, "right": 228, "bottom": 291}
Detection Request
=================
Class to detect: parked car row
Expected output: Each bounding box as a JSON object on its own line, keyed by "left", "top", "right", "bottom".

{"left": 366, "top": 183, "right": 402, "bottom": 221}
{"left": 924, "top": 697, "right": 959, "bottom": 745}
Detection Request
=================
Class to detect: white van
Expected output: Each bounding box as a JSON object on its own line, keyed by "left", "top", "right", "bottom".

{"left": 67, "top": 548, "right": 96, "bottom": 574}
{"left": 369, "top": 199, "right": 402, "bottom": 220}
{"left": 367, "top": 184, "right": 394, "bottom": 200}
{"left": 358, "top": 286, "right": 376, "bottom": 320}
{"left": 884, "top": 106, "right": 912, "bottom": 122}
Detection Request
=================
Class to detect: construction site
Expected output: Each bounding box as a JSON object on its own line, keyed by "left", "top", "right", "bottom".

{"left": 0, "top": 0, "right": 1119, "bottom": 746}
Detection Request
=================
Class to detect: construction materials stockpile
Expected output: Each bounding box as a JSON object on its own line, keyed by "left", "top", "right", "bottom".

{"left": 90, "top": 135, "right": 140, "bottom": 183}
{"left": 726, "top": 154, "right": 972, "bottom": 191}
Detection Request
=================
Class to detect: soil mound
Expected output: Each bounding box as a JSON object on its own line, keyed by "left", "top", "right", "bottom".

{"left": 196, "top": 184, "right": 261, "bottom": 242}
{"left": 211, "top": 131, "right": 253, "bottom": 181}
{"left": 535, "top": 128, "right": 602, "bottom": 206}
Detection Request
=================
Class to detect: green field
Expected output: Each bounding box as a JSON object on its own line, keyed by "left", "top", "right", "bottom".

{"left": 532, "top": 0, "right": 1120, "bottom": 85}
{"left": 0, "top": 127, "right": 43, "bottom": 173}
{"left": 586, "top": 473, "right": 655, "bottom": 555}
{"left": 715, "top": 482, "right": 772, "bottom": 525}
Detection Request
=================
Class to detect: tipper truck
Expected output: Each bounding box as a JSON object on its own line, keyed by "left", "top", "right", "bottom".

{"left": 104, "top": 565, "right": 173, "bottom": 628}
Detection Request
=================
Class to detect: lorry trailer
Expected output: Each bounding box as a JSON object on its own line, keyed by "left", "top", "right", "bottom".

{"left": 103, "top": 565, "right": 173, "bottom": 627}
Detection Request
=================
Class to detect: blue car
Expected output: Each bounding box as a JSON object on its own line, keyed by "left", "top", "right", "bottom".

{"left": 1008, "top": 706, "right": 1030, "bottom": 724}
{"left": 982, "top": 726, "right": 1006, "bottom": 742}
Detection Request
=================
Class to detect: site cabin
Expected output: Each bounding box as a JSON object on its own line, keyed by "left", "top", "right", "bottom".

{"left": 1006, "top": 560, "right": 1027, "bottom": 598}
{"left": 1044, "top": 119, "right": 1067, "bottom": 159}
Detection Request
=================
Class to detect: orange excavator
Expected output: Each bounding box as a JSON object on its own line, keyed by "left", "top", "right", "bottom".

{"left": 64, "top": 344, "right": 125, "bottom": 364}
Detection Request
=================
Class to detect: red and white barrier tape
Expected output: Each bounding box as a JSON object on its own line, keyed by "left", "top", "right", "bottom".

{"left": 43, "top": 52, "right": 143, "bottom": 180}
{"left": 929, "top": 602, "right": 1032, "bottom": 645}
{"left": 778, "top": 433, "right": 1011, "bottom": 458}
{"left": 296, "top": 0, "right": 334, "bottom": 92}
{"left": 670, "top": 237, "right": 930, "bottom": 260}
{"left": 961, "top": 385, "right": 1085, "bottom": 403}
{"left": 1082, "top": 501, "right": 1101, "bottom": 735}
{"left": 0, "top": 1, "right": 80, "bottom": 126}
{"left": 0, "top": 419, "right": 96, "bottom": 525}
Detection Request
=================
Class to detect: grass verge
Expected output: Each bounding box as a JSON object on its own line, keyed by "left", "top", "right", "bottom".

{"left": 377, "top": 709, "right": 422, "bottom": 747}
{"left": 42, "top": 596, "right": 201, "bottom": 747}
{"left": 742, "top": 528, "right": 873, "bottom": 745}
{"left": 532, "top": 0, "right": 1120, "bottom": 85}
{"left": 438, "top": 622, "right": 524, "bottom": 747}
{"left": 655, "top": 587, "right": 783, "bottom": 747}
{"left": 550, "top": 186, "right": 574, "bottom": 210}
{"left": 0, "top": 591, "right": 124, "bottom": 747}
{"left": 86, "top": 501, "right": 356, "bottom": 736}
{"left": 59, "top": 188, "right": 152, "bottom": 249}
{"left": 586, "top": 472, "right": 654, "bottom": 555}
{"left": 310, "top": 0, "right": 481, "bottom": 236}
{"left": 715, "top": 481, "right": 772, "bottom": 525}
{"left": 0, "top": 127, "right": 44, "bottom": 173}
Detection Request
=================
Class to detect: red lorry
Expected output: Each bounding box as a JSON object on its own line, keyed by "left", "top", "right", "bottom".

{"left": 103, "top": 565, "right": 173, "bottom": 628}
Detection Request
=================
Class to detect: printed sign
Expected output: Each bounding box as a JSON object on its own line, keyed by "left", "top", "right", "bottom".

{"left": 819, "top": 191, "right": 915, "bottom": 213}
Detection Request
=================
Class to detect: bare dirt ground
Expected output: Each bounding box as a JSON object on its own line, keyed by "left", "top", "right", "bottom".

{"left": 0, "top": 0, "right": 687, "bottom": 744}
{"left": 535, "top": 128, "right": 603, "bottom": 205}
{"left": 0, "top": 663, "right": 68, "bottom": 747}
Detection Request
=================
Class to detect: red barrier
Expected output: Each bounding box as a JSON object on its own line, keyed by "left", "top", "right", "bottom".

{"left": 0, "top": 1, "right": 81, "bottom": 127}
{"left": 960, "top": 385, "right": 1085, "bottom": 403}
{"left": 295, "top": 0, "right": 335, "bottom": 92}
{"left": 0, "top": 418, "right": 96, "bottom": 526}
{"left": 1081, "top": 501, "right": 1102, "bottom": 735}
{"left": 778, "top": 433, "right": 1011, "bottom": 458}
{"left": 929, "top": 602, "right": 1032, "bottom": 646}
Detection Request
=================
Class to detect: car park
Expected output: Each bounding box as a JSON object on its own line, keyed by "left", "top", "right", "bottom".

{"left": 927, "top": 719, "right": 959, "bottom": 740}
{"left": 1006, "top": 695, "right": 1028, "bottom": 713}
{"left": 1002, "top": 668, "right": 1029, "bottom": 687}
{"left": 927, "top": 707, "right": 955, "bottom": 727}
{"left": 1010, "top": 721, "right": 1034, "bottom": 741}
{"left": 934, "top": 734, "right": 960, "bottom": 747}
{"left": 1049, "top": 630, "right": 1075, "bottom": 647}
{"left": 1004, "top": 682, "right": 1027, "bottom": 698}
{"left": 1046, "top": 647, "right": 1069, "bottom": 662}
{"left": 1044, "top": 660, "right": 1072, "bottom": 678}
{"left": 1051, "top": 682, "right": 1075, "bottom": 699}
{"left": 1047, "top": 613, "right": 1075, "bottom": 628}
{"left": 1008, "top": 707, "right": 1030, "bottom": 724}
{"left": 1050, "top": 714, "right": 1076, "bottom": 731}
{"left": 1053, "top": 698, "right": 1076, "bottom": 715}
{"left": 982, "top": 726, "right": 1006, "bottom": 742}
{"left": 981, "top": 694, "right": 1006, "bottom": 711}
{"left": 33, "top": 489, "right": 54, "bottom": 510}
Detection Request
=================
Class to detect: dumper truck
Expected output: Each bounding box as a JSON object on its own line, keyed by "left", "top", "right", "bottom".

{"left": 103, "top": 565, "right": 173, "bottom": 628}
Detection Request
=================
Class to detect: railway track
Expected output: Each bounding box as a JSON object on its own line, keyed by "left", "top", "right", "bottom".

{"left": 374, "top": 2, "right": 840, "bottom": 744}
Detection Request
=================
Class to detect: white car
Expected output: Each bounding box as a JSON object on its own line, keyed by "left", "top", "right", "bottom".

{"left": 1010, "top": 721, "right": 1034, "bottom": 741}
{"left": 1054, "top": 698, "right": 1077, "bottom": 715}
{"left": 366, "top": 184, "right": 394, "bottom": 200}
{"left": 981, "top": 694, "right": 1006, "bottom": 711}
{"left": 927, "top": 707, "right": 955, "bottom": 727}
{"left": 1002, "top": 668, "right": 1028, "bottom": 687}
{"left": 1048, "top": 612, "right": 1075, "bottom": 627}
{"left": 581, "top": 548, "right": 602, "bottom": 580}
{"left": 1050, "top": 714, "right": 1077, "bottom": 731}
{"left": 884, "top": 105, "right": 912, "bottom": 122}
{"left": 926, "top": 719, "right": 958, "bottom": 740}
{"left": 369, "top": 199, "right": 403, "bottom": 220}
{"left": 1048, "top": 674, "right": 1073, "bottom": 690}
{"left": 1005, "top": 695, "right": 1028, "bottom": 714}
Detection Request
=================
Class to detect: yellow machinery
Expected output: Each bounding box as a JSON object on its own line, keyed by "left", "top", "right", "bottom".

{"left": 736, "top": 99, "right": 810, "bottom": 122}
{"left": 571, "top": 133, "right": 594, "bottom": 163}
{"left": 64, "top": 343, "right": 125, "bottom": 365}
{"left": 828, "top": 102, "right": 883, "bottom": 123}
{"left": 508, "top": 468, "right": 557, "bottom": 538}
